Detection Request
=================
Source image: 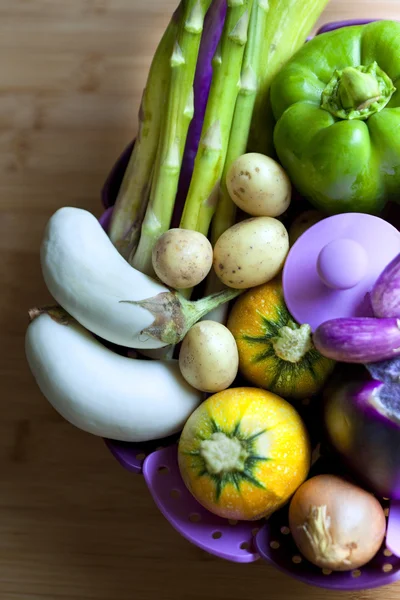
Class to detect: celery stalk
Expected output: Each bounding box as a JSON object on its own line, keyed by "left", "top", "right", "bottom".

{"left": 131, "top": 0, "right": 213, "bottom": 276}
{"left": 248, "top": 0, "right": 329, "bottom": 156}
{"left": 179, "top": 0, "right": 253, "bottom": 236}
{"left": 108, "top": 10, "right": 180, "bottom": 260}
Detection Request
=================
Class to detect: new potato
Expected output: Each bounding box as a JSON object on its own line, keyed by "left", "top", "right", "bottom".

{"left": 213, "top": 217, "right": 289, "bottom": 289}
{"left": 226, "top": 153, "right": 291, "bottom": 217}
{"left": 152, "top": 228, "right": 213, "bottom": 289}
{"left": 179, "top": 321, "right": 239, "bottom": 393}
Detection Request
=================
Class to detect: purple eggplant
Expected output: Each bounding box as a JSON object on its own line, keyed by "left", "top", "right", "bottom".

{"left": 366, "top": 355, "right": 400, "bottom": 385}
{"left": 171, "top": 0, "right": 227, "bottom": 228}
{"left": 371, "top": 253, "right": 400, "bottom": 319}
{"left": 324, "top": 374, "right": 400, "bottom": 499}
{"left": 313, "top": 317, "right": 400, "bottom": 363}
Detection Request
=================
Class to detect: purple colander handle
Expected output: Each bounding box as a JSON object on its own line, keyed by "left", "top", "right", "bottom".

{"left": 142, "top": 445, "right": 261, "bottom": 563}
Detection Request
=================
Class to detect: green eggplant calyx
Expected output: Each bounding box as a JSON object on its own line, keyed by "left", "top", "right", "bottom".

{"left": 199, "top": 432, "right": 249, "bottom": 475}
{"left": 321, "top": 62, "right": 396, "bottom": 121}
{"left": 272, "top": 321, "right": 313, "bottom": 363}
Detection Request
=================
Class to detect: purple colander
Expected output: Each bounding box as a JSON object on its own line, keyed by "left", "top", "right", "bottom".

{"left": 99, "top": 18, "right": 400, "bottom": 590}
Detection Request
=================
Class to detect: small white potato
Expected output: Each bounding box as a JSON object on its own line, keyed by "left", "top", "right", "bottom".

{"left": 152, "top": 228, "right": 213, "bottom": 289}
{"left": 213, "top": 217, "right": 289, "bottom": 289}
{"left": 226, "top": 153, "right": 291, "bottom": 217}
{"left": 179, "top": 321, "right": 239, "bottom": 393}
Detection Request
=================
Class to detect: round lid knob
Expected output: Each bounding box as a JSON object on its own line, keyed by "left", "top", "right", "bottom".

{"left": 317, "top": 238, "right": 368, "bottom": 290}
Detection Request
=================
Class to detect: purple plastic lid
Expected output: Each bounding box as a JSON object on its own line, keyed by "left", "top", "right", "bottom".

{"left": 283, "top": 213, "right": 400, "bottom": 331}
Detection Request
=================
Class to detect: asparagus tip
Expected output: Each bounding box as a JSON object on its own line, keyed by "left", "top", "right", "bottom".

{"left": 213, "top": 41, "right": 223, "bottom": 67}
{"left": 258, "top": 0, "right": 269, "bottom": 10}
{"left": 185, "top": 0, "right": 205, "bottom": 34}
{"left": 241, "top": 64, "right": 258, "bottom": 94}
{"left": 229, "top": 10, "right": 250, "bottom": 46}
{"left": 202, "top": 120, "right": 223, "bottom": 151}
{"left": 171, "top": 41, "right": 185, "bottom": 67}
{"left": 184, "top": 87, "right": 195, "bottom": 119}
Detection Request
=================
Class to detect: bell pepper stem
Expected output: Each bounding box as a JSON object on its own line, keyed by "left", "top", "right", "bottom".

{"left": 321, "top": 62, "right": 396, "bottom": 121}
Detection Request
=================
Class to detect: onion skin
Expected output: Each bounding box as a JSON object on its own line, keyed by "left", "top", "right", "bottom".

{"left": 371, "top": 253, "right": 400, "bottom": 318}
{"left": 289, "top": 474, "right": 386, "bottom": 571}
{"left": 324, "top": 377, "right": 400, "bottom": 499}
{"left": 313, "top": 317, "right": 400, "bottom": 363}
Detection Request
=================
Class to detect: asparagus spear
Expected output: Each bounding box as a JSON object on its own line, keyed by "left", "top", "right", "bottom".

{"left": 108, "top": 9, "right": 180, "bottom": 260}
{"left": 179, "top": 0, "right": 253, "bottom": 236}
{"left": 132, "top": 0, "right": 213, "bottom": 276}
{"left": 248, "top": 0, "right": 329, "bottom": 156}
{"left": 211, "top": 0, "right": 268, "bottom": 244}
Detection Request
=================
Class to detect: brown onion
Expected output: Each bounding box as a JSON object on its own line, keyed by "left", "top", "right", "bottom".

{"left": 289, "top": 474, "right": 386, "bottom": 571}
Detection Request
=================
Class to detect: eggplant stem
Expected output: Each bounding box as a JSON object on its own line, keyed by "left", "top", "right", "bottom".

{"left": 28, "top": 306, "right": 71, "bottom": 326}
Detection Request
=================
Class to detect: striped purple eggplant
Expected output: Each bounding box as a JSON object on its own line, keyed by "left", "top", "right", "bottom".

{"left": 313, "top": 317, "right": 400, "bottom": 363}
{"left": 371, "top": 253, "right": 400, "bottom": 319}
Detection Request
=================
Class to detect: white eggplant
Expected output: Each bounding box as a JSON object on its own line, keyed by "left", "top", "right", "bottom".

{"left": 40, "top": 207, "right": 241, "bottom": 349}
{"left": 25, "top": 309, "right": 203, "bottom": 442}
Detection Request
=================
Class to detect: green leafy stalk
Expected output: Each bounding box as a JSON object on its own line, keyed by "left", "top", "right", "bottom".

{"left": 108, "top": 9, "right": 180, "bottom": 259}
{"left": 179, "top": 0, "right": 253, "bottom": 236}
{"left": 211, "top": 0, "right": 269, "bottom": 244}
{"left": 248, "top": 0, "right": 330, "bottom": 156}
{"left": 131, "top": 0, "right": 212, "bottom": 275}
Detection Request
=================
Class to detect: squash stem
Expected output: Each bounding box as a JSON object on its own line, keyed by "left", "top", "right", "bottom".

{"left": 272, "top": 322, "right": 313, "bottom": 363}
{"left": 200, "top": 432, "right": 249, "bottom": 474}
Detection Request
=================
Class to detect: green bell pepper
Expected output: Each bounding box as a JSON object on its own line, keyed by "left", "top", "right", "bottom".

{"left": 270, "top": 20, "right": 400, "bottom": 215}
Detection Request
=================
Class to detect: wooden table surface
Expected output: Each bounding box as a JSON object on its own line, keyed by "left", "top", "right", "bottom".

{"left": 2, "top": 1, "right": 400, "bottom": 598}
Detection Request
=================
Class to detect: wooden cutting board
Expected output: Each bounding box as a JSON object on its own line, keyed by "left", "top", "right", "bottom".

{"left": 1, "top": 1, "right": 400, "bottom": 599}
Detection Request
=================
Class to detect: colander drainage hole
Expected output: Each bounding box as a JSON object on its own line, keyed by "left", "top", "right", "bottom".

{"left": 280, "top": 526, "right": 290, "bottom": 535}
{"left": 351, "top": 570, "right": 361, "bottom": 578}
{"left": 292, "top": 555, "right": 302, "bottom": 564}
{"left": 270, "top": 541, "right": 280, "bottom": 549}
{"left": 384, "top": 549, "right": 393, "bottom": 557}
{"left": 212, "top": 531, "right": 222, "bottom": 539}
{"left": 135, "top": 453, "right": 146, "bottom": 460}
{"left": 383, "top": 564, "right": 393, "bottom": 573}
{"left": 322, "top": 569, "right": 332, "bottom": 576}
{"left": 240, "top": 542, "right": 250, "bottom": 551}
{"left": 189, "top": 513, "right": 201, "bottom": 523}
{"left": 158, "top": 466, "right": 169, "bottom": 475}
{"left": 228, "top": 519, "right": 238, "bottom": 526}
{"left": 252, "top": 528, "right": 260, "bottom": 537}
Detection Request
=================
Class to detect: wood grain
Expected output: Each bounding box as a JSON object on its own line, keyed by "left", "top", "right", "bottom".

{"left": 2, "top": 1, "right": 400, "bottom": 598}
